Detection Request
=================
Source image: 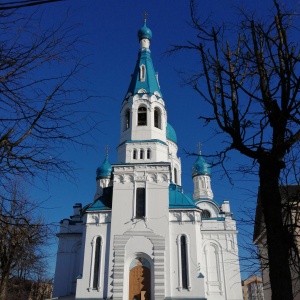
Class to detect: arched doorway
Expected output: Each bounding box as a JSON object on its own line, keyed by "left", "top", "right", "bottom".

{"left": 129, "top": 257, "right": 151, "bottom": 300}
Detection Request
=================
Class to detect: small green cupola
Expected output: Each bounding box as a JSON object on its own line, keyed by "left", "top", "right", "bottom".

{"left": 96, "top": 154, "right": 112, "bottom": 180}
{"left": 138, "top": 20, "right": 152, "bottom": 41}
{"left": 192, "top": 153, "right": 211, "bottom": 178}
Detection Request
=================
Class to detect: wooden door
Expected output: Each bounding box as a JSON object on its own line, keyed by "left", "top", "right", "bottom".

{"left": 129, "top": 262, "right": 150, "bottom": 300}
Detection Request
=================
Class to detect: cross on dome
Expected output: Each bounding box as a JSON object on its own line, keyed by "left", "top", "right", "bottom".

{"left": 143, "top": 12, "right": 148, "bottom": 23}
{"left": 105, "top": 145, "right": 110, "bottom": 157}
{"left": 197, "top": 142, "right": 202, "bottom": 155}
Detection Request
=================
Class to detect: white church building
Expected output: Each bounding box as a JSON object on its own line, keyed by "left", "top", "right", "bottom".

{"left": 53, "top": 19, "right": 243, "bottom": 300}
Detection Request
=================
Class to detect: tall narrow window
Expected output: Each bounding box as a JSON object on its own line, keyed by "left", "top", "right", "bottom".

{"left": 93, "top": 237, "right": 101, "bottom": 289}
{"left": 133, "top": 149, "right": 137, "bottom": 160}
{"left": 140, "top": 149, "right": 144, "bottom": 159}
{"left": 147, "top": 149, "right": 151, "bottom": 159}
{"left": 138, "top": 106, "right": 147, "bottom": 126}
{"left": 174, "top": 168, "right": 178, "bottom": 184}
{"left": 136, "top": 188, "right": 145, "bottom": 218}
{"left": 124, "top": 109, "right": 130, "bottom": 130}
{"left": 140, "top": 64, "right": 146, "bottom": 82}
{"left": 154, "top": 108, "right": 161, "bottom": 129}
{"left": 180, "top": 236, "right": 188, "bottom": 289}
{"left": 177, "top": 234, "right": 190, "bottom": 291}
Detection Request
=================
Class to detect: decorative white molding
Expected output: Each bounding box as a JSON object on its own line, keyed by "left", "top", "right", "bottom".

{"left": 112, "top": 232, "right": 166, "bottom": 299}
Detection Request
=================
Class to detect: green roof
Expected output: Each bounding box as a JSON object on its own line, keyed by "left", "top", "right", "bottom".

{"left": 86, "top": 187, "right": 112, "bottom": 211}
{"left": 166, "top": 123, "right": 177, "bottom": 144}
{"left": 169, "top": 184, "right": 199, "bottom": 210}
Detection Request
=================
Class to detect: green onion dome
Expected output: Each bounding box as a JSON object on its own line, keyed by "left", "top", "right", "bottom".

{"left": 138, "top": 21, "right": 152, "bottom": 41}
{"left": 96, "top": 156, "right": 112, "bottom": 180}
{"left": 192, "top": 155, "right": 211, "bottom": 177}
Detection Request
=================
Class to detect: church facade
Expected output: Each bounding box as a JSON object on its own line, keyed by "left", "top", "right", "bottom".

{"left": 53, "top": 20, "right": 243, "bottom": 300}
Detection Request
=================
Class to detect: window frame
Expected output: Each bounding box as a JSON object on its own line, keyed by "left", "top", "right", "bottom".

{"left": 177, "top": 234, "right": 191, "bottom": 291}
{"left": 140, "top": 149, "right": 144, "bottom": 159}
{"left": 135, "top": 187, "right": 146, "bottom": 218}
{"left": 174, "top": 167, "right": 178, "bottom": 184}
{"left": 124, "top": 109, "right": 130, "bottom": 131}
{"left": 138, "top": 106, "right": 147, "bottom": 126}
{"left": 201, "top": 210, "right": 211, "bottom": 219}
{"left": 154, "top": 107, "right": 161, "bottom": 129}
{"left": 133, "top": 149, "right": 137, "bottom": 160}
{"left": 147, "top": 149, "right": 151, "bottom": 159}
{"left": 89, "top": 236, "right": 103, "bottom": 291}
{"left": 140, "top": 64, "right": 146, "bottom": 82}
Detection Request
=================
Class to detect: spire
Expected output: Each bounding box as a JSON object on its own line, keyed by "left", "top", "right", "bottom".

{"left": 126, "top": 17, "right": 162, "bottom": 98}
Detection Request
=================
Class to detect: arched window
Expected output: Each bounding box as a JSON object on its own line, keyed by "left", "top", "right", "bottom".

{"left": 133, "top": 149, "right": 137, "bottom": 160}
{"left": 93, "top": 237, "right": 101, "bottom": 289}
{"left": 174, "top": 168, "right": 178, "bottom": 184}
{"left": 136, "top": 188, "right": 145, "bottom": 218}
{"left": 89, "top": 236, "right": 102, "bottom": 291}
{"left": 177, "top": 234, "right": 190, "bottom": 291}
{"left": 147, "top": 149, "right": 151, "bottom": 159}
{"left": 180, "top": 236, "right": 188, "bottom": 289}
{"left": 154, "top": 107, "right": 161, "bottom": 129}
{"left": 140, "top": 149, "right": 144, "bottom": 159}
{"left": 138, "top": 106, "right": 147, "bottom": 126}
{"left": 140, "top": 64, "right": 146, "bottom": 82}
{"left": 124, "top": 109, "right": 130, "bottom": 130}
{"left": 202, "top": 210, "right": 211, "bottom": 219}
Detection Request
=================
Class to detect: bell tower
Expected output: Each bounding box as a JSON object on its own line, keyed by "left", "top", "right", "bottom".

{"left": 117, "top": 18, "right": 169, "bottom": 163}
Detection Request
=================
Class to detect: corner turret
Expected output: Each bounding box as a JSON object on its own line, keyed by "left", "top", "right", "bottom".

{"left": 192, "top": 148, "right": 213, "bottom": 201}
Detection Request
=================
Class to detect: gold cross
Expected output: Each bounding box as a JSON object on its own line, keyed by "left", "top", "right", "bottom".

{"left": 143, "top": 12, "right": 148, "bottom": 23}
{"left": 197, "top": 142, "right": 202, "bottom": 155}
{"left": 105, "top": 145, "right": 110, "bottom": 156}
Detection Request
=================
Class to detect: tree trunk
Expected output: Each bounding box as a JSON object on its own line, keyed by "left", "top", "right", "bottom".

{"left": 0, "top": 273, "right": 8, "bottom": 300}
{"left": 259, "top": 160, "right": 293, "bottom": 300}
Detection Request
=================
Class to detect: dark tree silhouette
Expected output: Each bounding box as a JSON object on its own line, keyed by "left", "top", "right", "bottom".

{"left": 0, "top": 181, "right": 50, "bottom": 299}
{"left": 0, "top": 0, "right": 65, "bottom": 10}
{"left": 171, "top": 1, "right": 300, "bottom": 299}
{"left": 0, "top": 10, "right": 95, "bottom": 186}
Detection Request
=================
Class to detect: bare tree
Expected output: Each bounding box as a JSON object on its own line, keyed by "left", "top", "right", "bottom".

{"left": 171, "top": 1, "right": 300, "bottom": 299}
{"left": 0, "top": 9, "right": 95, "bottom": 186}
{"left": 0, "top": 0, "right": 65, "bottom": 10}
{"left": 0, "top": 181, "right": 50, "bottom": 300}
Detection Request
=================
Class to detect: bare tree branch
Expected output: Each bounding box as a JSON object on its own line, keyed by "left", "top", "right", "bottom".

{"left": 170, "top": 1, "right": 300, "bottom": 299}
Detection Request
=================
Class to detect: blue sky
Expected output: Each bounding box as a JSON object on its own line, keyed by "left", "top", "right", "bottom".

{"left": 17, "top": 0, "right": 282, "bottom": 279}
